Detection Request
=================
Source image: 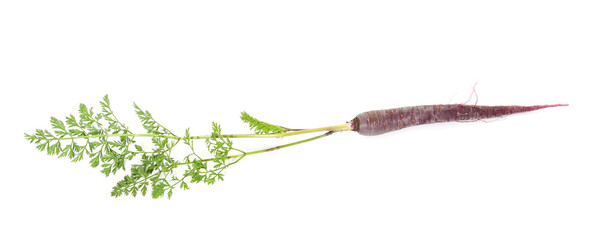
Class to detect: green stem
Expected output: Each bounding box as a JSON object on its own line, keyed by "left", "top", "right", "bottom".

{"left": 199, "top": 123, "right": 350, "bottom": 139}
{"left": 46, "top": 133, "right": 181, "bottom": 141}
{"left": 45, "top": 124, "right": 351, "bottom": 141}
{"left": 177, "top": 130, "right": 336, "bottom": 165}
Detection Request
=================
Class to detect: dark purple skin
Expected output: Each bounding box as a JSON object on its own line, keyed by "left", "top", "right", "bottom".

{"left": 350, "top": 104, "right": 567, "bottom": 136}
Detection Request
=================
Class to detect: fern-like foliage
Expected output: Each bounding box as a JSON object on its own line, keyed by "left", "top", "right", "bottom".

{"left": 25, "top": 95, "right": 136, "bottom": 176}
{"left": 240, "top": 111, "right": 286, "bottom": 134}
{"left": 25, "top": 95, "right": 246, "bottom": 199}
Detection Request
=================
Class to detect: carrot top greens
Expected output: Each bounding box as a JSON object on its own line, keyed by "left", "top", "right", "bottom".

{"left": 25, "top": 95, "right": 350, "bottom": 199}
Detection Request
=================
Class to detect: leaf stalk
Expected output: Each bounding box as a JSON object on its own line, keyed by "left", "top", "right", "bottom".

{"left": 43, "top": 124, "right": 351, "bottom": 141}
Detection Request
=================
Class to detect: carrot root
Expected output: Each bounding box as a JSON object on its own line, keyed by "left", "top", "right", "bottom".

{"left": 351, "top": 104, "right": 568, "bottom": 136}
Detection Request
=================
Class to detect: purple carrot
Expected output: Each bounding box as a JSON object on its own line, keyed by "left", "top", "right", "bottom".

{"left": 25, "top": 94, "right": 570, "bottom": 198}
{"left": 349, "top": 104, "right": 568, "bottom": 136}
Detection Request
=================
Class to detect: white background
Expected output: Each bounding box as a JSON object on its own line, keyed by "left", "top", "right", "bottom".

{"left": 1, "top": 1, "right": 603, "bottom": 239}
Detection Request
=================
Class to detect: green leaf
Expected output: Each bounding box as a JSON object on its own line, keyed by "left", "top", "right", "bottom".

{"left": 89, "top": 153, "right": 100, "bottom": 167}
{"left": 101, "top": 95, "right": 110, "bottom": 109}
{"left": 65, "top": 114, "right": 79, "bottom": 128}
{"left": 180, "top": 181, "right": 189, "bottom": 190}
{"left": 74, "top": 149, "right": 85, "bottom": 162}
{"left": 36, "top": 141, "right": 48, "bottom": 151}
{"left": 111, "top": 188, "right": 122, "bottom": 198}
{"left": 131, "top": 186, "right": 138, "bottom": 197}
{"left": 50, "top": 117, "right": 66, "bottom": 131}
{"left": 240, "top": 111, "right": 286, "bottom": 134}
{"left": 101, "top": 166, "right": 111, "bottom": 177}
{"left": 48, "top": 142, "right": 61, "bottom": 156}
{"left": 152, "top": 183, "right": 166, "bottom": 199}
{"left": 141, "top": 184, "right": 148, "bottom": 196}
{"left": 89, "top": 141, "right": 102, "bottom": 151}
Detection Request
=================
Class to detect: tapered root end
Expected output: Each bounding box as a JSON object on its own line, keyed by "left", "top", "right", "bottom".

{"left": 529, "top": 104, "right": 569, "bottom": 111}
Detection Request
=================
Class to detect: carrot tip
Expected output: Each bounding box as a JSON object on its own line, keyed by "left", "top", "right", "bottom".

{"left": 543, "top": 104, "right": 568, "bottom": 108}
{"left": 525, "top": 104, "right": 568, "bottom": 112}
